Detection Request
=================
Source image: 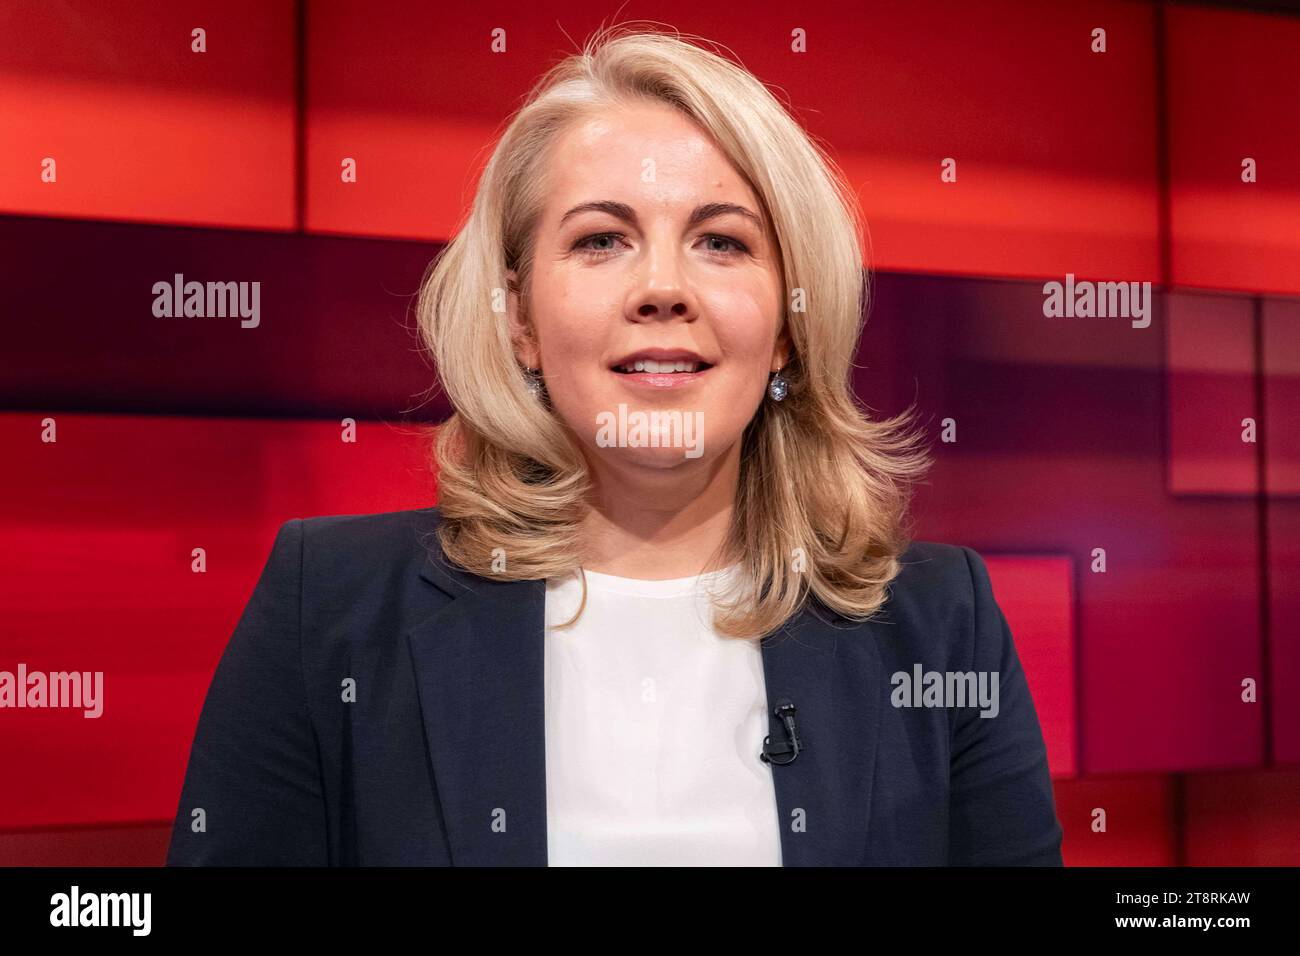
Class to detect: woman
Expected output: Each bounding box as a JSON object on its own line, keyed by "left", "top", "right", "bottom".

{"left": 166, "top": 26, "right": 1063, "bottom": 867}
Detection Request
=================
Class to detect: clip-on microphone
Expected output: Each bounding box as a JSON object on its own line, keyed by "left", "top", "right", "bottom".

{"left": 759, "top": 698, "right": 801, "bottom": 765}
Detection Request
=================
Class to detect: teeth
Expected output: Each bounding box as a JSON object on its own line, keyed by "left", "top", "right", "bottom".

{"left": 619, "top": 359, "right": 701, "bottom": 373}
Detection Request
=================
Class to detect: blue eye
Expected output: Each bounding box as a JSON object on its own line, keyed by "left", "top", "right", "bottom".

{"left": 572, "top": 233, "right": 749, "bottom": 258}
{"left": 573, "top": 233, "right": 624, "bottom": 255}
{"left": 701, "top": 235, "right": 748, "bottom": 255}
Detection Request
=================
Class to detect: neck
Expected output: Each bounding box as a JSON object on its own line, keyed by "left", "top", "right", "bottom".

{"left": 579, "top": 441, "right": 741, "bottom": 580}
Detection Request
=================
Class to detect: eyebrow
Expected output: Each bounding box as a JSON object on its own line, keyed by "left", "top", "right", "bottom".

{"left": 558, "top": 200, "right": 764, "bottom": 231}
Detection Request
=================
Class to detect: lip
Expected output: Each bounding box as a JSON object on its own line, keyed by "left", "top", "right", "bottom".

{"left": 613, "top": 367, "right": 712, "bottom": 390}
{"left": 609, "top": 347, "right": 714, "bottom": 370}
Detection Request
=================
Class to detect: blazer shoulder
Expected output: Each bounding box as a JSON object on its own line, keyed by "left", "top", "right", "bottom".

{"left": 289, "top": 505, "right": 444, "bottom": 592}
{"left": 296, "top": 505, "right": 442, "bottom": 551}
{"left": 870, "top": 540, "right": 991, "bottom": 660}
{"left": 889, "top": 539, "right": 980, "bottom": 606}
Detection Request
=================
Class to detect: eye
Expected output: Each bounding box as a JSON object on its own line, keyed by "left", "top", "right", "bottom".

{"left": 571, "top": 232, "right": 751, "bottom": 259}
{"left": 699, "top": 234, "right": 749, "bottom": 257}
{"left": 572, "top": 232, "right": 626, "bottom": 257}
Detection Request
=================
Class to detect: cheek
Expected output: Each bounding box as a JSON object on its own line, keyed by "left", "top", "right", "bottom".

{"left": 532, "top": 283, "right": 606, "bottom": 369}
{"left": 531, "top": 285, "right": 618, "bottom": 419}
{"left": 707, "top": 291, "right": 779, "bottom": 362}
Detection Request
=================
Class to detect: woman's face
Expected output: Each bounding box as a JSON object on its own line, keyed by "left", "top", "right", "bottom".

{"left": 510, "top": 100, "right": 788, "bottom": 474}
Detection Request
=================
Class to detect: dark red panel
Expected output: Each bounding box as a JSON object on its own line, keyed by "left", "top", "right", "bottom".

{"left": 0, "top": 0, "right": 297, "bottom": 230}
{"left": 858, "top": 273, "right": 1264, "bottom": 774}
{"left": 0, "top": 413, "right": 437, "bottom": 828}
{"left": 1265, "top": 299, "right": 1300, "bottom": 763}
{"left": 1264, "top": 300, "right": 1300, "bottom": 495}
{"left": 1184, "top": 769, "right": 1300, "bottom": 866}
{"left": 0, "top": 824, "right": 171, "bottom": 867}
{"left": 984, "top": 556, "right": 1077, "bottom": 779}
{"left": 0, "top": 215, "right": 449, "bottom": 421}
{"left": 1053, "top": 774, "right": 1178, "bottom": 866}
{"left": 1166, "top": 291, "right": 1257, "bottom": 494}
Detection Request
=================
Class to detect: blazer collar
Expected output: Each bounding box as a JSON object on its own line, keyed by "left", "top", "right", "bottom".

{"left": 410, "top": 539, "right": 882, "bottom": 866}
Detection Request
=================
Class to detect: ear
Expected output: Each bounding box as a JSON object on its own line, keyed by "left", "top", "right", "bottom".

{"left": 771, "top": 323, "right": 792, "bottom": 372}
{"left": 505, "top": 268, "right": 540, "bottom": 368}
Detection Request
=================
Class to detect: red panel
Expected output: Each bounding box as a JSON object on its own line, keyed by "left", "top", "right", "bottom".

{"left": 0, "top": 215, "right": 449, "bottom": 421}
{"left": 1053, "top": 775, "right": 1178, "bottom": 866}
{"left": 1184, "top": 769, "right": 1300, "bottom": 866}
{"left": 1166, "top": 292, "right": 1257, "bottom": 494}
{"left": 0, "top": 824, "right": 171, "bottom": 867}
{"left": 1268, "top": 500, "right": 1300, "bottom": 766}
{"left": 0, "top": 0, "right": 296, "bottom": 230}
{"left": 305, "top": 0, "right": 1160, "bottom": 283}
{"left": 12, "top": 774, "right": 1298, "bottom": 865}
{"left": 0, "top": 413, "right": 437, "bottom": 829}
{"left": 1266, "top": 301, "right": 1300, "bottom": 763}
{"left": 984, "top": 556, "right": 1077, "bottom": 779}
{"left": 884, "top": 276, "right": 1265, "bottom": 775}
{"left": 10, "top": 1, "right": 1299, "bottom": 295}
{"left": 1264, "top": 300, "right": 1300, "bottom": 495}
{"left": 1167, "top": 6, "right": 1300, "bottom": 296}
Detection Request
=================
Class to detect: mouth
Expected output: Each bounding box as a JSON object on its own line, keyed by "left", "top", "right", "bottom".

{"left": 609, "top": 349, "right": 715, "bottom": 390}
{"left": 612, "top": 359, "right": 714, "bottom": 374}
{"left": 609, "top": 348, "right": 716, "bottom": 376}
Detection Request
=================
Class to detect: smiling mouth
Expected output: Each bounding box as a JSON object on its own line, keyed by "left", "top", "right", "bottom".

{"left": 612, "top": 359, "right": 714, "bottom": 374}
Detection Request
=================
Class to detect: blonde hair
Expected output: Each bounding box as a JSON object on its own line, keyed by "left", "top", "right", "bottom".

{"left": 416, "top": 23, "right": 933, "bottom": 638}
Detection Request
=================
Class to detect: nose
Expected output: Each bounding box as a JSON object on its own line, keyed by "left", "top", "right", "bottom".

{"left": 628, "top": 233, "right": 698, "bottom": 323}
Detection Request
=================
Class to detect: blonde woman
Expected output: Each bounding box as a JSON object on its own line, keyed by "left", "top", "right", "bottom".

{"left": 167, "top": 26, "right": 1063, "bottom": 867}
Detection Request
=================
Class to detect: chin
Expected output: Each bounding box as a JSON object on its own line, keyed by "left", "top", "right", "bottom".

{"left": 597, "top": 445, "right": 708, "bottom": 469}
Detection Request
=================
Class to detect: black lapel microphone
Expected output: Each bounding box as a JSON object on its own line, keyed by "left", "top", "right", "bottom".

{"left": 759, "top": 698, "right": 801, "bottom": 765}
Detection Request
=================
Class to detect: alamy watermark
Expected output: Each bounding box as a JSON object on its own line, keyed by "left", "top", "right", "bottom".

{"left": 0, "top": 664, "right": 103, "bottom": 718}
{"left": 891, "top": 664, "right": 1000, "bottom": 718}
{"left": 595, "top": 403, "right": 704, "bottom": 459}
{"left": 50, "top": 885, "right": 150, "bottom": 936}
{"left": 152, "top": 273, "right": 260, "bottom": 328}
{"left": 1042, "top": 273, "right": 1151, "bottom": 328}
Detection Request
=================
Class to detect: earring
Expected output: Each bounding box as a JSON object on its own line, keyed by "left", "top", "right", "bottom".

{"left": 768, "top": 368, "right": 788, "bottom": 402}
{"left": 524, "top": 366, "right": 545, "bottom": 399}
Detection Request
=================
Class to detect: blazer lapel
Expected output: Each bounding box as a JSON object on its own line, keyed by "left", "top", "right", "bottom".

{"left": 410, "top": 540, "right": 881, "bottom": 867}
{"left": 409, "top": 553, "right": 548, "bottom": 865}
{"left": 759, "top": 607, "right": 882, "bottom": 866}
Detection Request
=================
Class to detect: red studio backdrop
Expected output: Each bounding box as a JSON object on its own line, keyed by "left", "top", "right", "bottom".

{"left": 1, "top": 0, "right": 1299, "bottom": 866}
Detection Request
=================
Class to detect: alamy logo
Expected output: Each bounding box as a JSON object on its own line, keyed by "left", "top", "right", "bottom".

{"left": 891, "top": 664, "right": 1000, "bottom": 718}
{"left": 595, "top": 403, "right": 704, "bottom": 459}
{"left": 50, "top": 885, "right": 151, "bottom": 936}
{"left": 152, "top": 273, "right": 260, "bottom": 328}
{"left": 1042, "top": 273, "right": 1151, "bottom": 328}
{"left": 0, "top": 664, "right": 103, "bottom": 718}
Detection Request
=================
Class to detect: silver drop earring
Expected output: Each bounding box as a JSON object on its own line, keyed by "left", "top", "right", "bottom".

{"left": 768, "top": 367, "right": 788, "bottom": 402}
{"left": 524, "top": 366, "right": 545, "bottom": 399}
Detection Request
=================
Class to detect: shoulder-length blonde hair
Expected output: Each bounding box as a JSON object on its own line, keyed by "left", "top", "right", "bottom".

{"left": 416, "top": 23, "right": 932, "bottom": 639}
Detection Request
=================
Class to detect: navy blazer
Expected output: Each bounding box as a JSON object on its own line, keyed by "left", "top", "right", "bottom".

{"left": 165, "top": 506, "right": 1064, "bottom": 866}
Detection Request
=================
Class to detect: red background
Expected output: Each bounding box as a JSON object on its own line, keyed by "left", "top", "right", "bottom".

{"left": 1, "top": 0, "right": 1297, "bottom": 865}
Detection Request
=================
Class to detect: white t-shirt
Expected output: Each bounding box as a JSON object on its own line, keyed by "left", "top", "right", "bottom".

{"left": 543, "top": 563, "right": 782, "bottom": 866}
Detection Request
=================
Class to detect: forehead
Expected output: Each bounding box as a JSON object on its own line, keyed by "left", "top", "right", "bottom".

{"left": 543, "top": 101, "right": 762, "bottom": 213}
